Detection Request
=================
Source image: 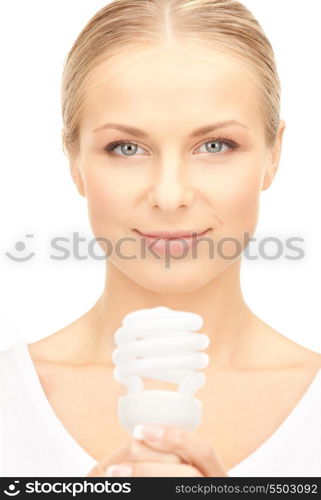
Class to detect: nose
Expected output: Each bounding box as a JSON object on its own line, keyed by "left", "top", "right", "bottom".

{"left": 147, "top": 158, "right": 195, "bottom": 211}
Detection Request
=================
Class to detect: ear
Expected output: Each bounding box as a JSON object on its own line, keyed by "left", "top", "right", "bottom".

{"left": 69, "top": 158, "right": 86, "bottom": 198}
{"left": 261, "top": 119, "right": 286, "bottom": 191}
{"left": 61, "top": 129, "right": 86, "bottom": 197}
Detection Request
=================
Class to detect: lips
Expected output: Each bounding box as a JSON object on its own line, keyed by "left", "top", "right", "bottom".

{"left": 134, "top": 228, "right": 210, "bottom": 239}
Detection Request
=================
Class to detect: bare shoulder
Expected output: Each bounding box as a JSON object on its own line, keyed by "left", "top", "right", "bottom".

{"left": 279, "top": 336, "right": 321, "bottom": 370}
{"left": 292, "top": 344, "right": 321, "bottom": 371}
{"left": 260, "top": 325, "right": 321, "bottom": 371}
{"left": 28, "top": 313, "right": 91, "bottom": 365}
{"left": 248, "top": 314, "right": 321, "bottom": 372}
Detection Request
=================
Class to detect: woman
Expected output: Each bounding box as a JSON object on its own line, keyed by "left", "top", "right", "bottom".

{"left": 1, "top": 0, "right": 321, "bottom": 478}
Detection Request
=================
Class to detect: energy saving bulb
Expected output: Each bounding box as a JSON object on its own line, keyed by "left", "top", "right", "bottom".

{"left": 112, "top": 306, "right": 210, "bottom": 434}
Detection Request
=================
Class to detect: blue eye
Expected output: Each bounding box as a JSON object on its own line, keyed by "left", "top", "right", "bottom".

{"left": 196, "top": 137, "right": 239, "bottom": 155}
{"left": 105, "top": 141, "right": 147, "bottom": 156}
{"left": 104, "top": 137, "right": 239, "bottom": 157}
{"left": 199, "top": 140, "right": 228, "bottom": 154}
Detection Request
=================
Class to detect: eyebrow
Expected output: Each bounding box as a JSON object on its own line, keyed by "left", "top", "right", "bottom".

{"left": 92, "top": 120, "right": 248, "bottom": 137}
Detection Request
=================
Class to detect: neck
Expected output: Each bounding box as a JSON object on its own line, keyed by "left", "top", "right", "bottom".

{"left": 83, "top": 259, "right": 256, "bottom": 369}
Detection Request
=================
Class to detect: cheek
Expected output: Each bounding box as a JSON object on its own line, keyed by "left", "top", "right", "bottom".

{"left": 211, "top": 161, "right": 263, "bottom": 255}
{"left": 223, "top": 176, "right": 260, "bottom": 230}
{"left": 84, "top": 173, "right": 127, "bottom": 238}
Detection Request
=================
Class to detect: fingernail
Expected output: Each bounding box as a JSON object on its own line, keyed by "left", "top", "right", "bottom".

{"left": 105, "top": 464, "right": 132, "bottom": 477}
{"left": 133, "top": 424, "right": 164, "bottom": 441}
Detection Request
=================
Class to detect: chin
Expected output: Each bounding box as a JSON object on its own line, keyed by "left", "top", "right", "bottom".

{"left": 122, "top": 260, "right": 221, "bottom": 294}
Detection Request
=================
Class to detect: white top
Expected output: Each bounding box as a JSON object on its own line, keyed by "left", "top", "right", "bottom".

{"left": 1, "top": 341, "right": 321, "bottom": 477}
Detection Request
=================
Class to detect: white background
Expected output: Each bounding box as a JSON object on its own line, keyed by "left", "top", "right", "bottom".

{"left": 0, "top": 0, "right": 320, "bottom": 352}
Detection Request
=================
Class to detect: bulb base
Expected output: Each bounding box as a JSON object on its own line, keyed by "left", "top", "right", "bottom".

{"left": 118, "top": 389, "right": 202, "bottom": 434}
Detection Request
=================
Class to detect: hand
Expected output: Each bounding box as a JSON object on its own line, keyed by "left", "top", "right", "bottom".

{"left": 87, "top": 424, "right": 228, "bottom": 477}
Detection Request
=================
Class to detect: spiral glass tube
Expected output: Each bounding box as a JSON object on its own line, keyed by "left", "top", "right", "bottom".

{"left": 112, "top": 306, "right": 210, "bottom": 432}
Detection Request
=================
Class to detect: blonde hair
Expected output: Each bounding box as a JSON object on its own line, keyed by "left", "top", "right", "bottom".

{"left": 61, "top": 0, "right": 281, "bottom": 157}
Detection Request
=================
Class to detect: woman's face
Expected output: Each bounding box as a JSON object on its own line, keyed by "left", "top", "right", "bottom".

{"left": 71, "top": 40, "right": 285, "bottom": 293}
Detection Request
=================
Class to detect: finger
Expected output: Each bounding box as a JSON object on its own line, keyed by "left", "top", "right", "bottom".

{"left": 105, "top": 461, "right": 204, "bottom": 477}
{"left": 132, "top": 425, "right": 228, "bottom": 477}
{"left": 106, "top": 439, "right": 182, "bottom": 464}
{"left": 86, "top": 438, "right": 181, "bottom": 477}
{"left": 87, "top": 463, "right": 108, "bottom": 477}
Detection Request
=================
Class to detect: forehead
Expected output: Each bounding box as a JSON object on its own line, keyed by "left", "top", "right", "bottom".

{"left": 80, "top": 41, "right": 263, "bottom": 133}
